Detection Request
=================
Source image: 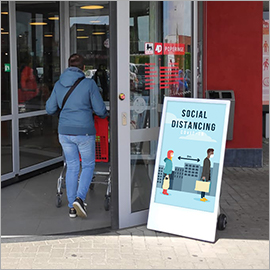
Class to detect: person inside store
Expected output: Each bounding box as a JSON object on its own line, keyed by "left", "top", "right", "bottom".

{"left": 46, "top": 53, "right": 108, "bottom": 218}
{"left": 18, "top": 53, "right": 39, "bottom": 104}
{"left": 24, "top": 83, "right": 50, "bottom": 111}
{"left": 92, "top": 64, "right": 109, "bottom": 101}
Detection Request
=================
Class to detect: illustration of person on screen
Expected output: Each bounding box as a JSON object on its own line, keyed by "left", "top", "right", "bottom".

{"left": 162, "top": 150, "right": 174, "bottom": 195}
{"left": 200, "top": 148, "right": 214, "bottom": 202}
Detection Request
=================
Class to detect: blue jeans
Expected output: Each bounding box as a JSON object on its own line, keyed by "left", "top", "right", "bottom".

{"left": 59, "top": 134, "right": 95, "bottom": 208}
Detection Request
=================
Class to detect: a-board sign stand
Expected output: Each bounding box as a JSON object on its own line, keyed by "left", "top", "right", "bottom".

{"left": 147, "top": 97, "right": 230, "bottom": 243}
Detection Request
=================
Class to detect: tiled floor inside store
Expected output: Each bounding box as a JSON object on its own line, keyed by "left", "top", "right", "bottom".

{"left": 1, "top": 163, "right": 111, "bottom": 236}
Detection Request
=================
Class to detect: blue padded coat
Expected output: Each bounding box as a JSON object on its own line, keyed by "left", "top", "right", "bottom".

{"left": 46, "top": 67, "right": 107, "bottom": 135}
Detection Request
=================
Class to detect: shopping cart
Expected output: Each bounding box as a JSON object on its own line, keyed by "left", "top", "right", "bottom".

{"left": 55, "top": 115, "right": 111, "bottom": 211}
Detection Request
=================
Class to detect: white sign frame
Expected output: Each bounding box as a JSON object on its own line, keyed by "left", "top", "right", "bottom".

{"left": 147, "top": 97, "right": 230, "bottom": 242}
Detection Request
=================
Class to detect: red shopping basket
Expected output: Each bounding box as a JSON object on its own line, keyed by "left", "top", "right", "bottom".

{"left": 94, "top": 115, "right": 109, "bottom": 162}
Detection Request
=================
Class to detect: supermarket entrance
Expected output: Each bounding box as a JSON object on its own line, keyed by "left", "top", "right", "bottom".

{"left": 1, "top": 1, "right": 114, "bottom": 235}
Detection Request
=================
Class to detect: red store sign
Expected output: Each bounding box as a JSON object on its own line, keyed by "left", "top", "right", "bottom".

{"left": 154, "top": 43, "right": 163, "bottom": 55}
{"left": 163, "top": 43, "right": 185, "bottom": 55}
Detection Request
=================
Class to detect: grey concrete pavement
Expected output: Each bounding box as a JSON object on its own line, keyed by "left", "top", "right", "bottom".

{"left": 1, "top": 228, "right": 269, "bottom": 269}
{"left": 1, "top": 139, "right": 269, "bottom": 269}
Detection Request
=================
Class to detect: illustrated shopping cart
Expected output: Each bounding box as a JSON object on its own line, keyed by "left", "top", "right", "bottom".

{"left": 55, "top": 115, "right": 111, "bottom": 211}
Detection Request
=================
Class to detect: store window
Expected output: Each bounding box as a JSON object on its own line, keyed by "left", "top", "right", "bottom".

{"left": 163, "top": 1, "right": 192, "bottom": 98}
{"left": 16, "top": 1, "right": 60, "bottom": 113}
{"left": 1, "top": 1, "right": 11, "bottom": 116}
{"left": 129, "top": 1, "right": 193, "bottom": 212}
{"left": 69, "top": 2, "right": 110, "bottom": 101}
{"left": 1, "top": 121, "right": 12, "bottom": 175}
{"left": 16, "top": 2, "right": 62, "bottom": 169}
{"left": 130, "top": 1, "right": 192, "bottom": 102}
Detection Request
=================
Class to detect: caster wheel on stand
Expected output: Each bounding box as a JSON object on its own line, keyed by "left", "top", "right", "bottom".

{"left": 217, "top": 213, "right": 227, "bottom": 230}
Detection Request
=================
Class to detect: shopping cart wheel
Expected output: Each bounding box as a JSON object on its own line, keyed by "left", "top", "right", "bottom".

{"left": 104, "top": 195, "right": 110, "bottom": 211}
{"left": 55, "top": 194, "right": 62, "bottom": 208}
{"left": 217, "top": 213, "right": 227, "bottom": 230}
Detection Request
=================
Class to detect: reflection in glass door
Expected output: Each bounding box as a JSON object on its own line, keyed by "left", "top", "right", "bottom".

{"left": 16, "top": 2, "right": 62, "bottom": 170}
{"left": 129, "top": 1, "right": 162, "bottom": 213}
{"left": 69, "top": 2, "right": 110, "bottom": 103}
{"left": 118, "top": 1, "right": 193, "bottom": 228}
{"left": 1, "top": 1, "right": 13, "bottom": 175}
{"left": 129, "top": 1, "right": 193, "bottom": 213}
{"left": 2, "top": 2, "right": 63, "bottom": 181}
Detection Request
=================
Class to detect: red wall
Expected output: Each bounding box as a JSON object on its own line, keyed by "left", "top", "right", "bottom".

{"left": 204, "top": 1, "right": 263, "bottom": 149}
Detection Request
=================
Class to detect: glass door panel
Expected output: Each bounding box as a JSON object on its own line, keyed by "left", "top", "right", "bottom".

{"left": 163, "top": 1, "right": 193, "bottom": 98}
{"left": 1, "top": 121, "right": 12, "bottom": 174}
{"left": 130, "top": 1, "right": 160, "bottom": 213}
{"left": 16, "top": 1, "right": 62, "bottom": 170}
{"left": 129, "top": 1, "right": 193, "bottom": 214}
{"left": 19, "top": 116, "right": 61, "bottom": 169}
{"left": 69, "top": 1, "right": 110, "bottom": 102}
{"left": 1, "top": 1, "right": 11, "bottom": 116}
{"left": 16, "top": 1, "right": 61, "bottom": 112}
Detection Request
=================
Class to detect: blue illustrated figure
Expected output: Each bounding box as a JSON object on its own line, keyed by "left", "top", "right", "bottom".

{"left": 162, "top": 150, "right": 174, "bottom": 195}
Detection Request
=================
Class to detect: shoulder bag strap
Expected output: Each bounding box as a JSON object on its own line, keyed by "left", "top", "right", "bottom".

{"left": 60, "top": 77, "right": 84, "bottom": 113}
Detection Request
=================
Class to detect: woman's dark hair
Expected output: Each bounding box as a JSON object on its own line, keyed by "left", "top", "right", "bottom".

{"left": 68, "top": 54, "right": 84, "bottom": 70}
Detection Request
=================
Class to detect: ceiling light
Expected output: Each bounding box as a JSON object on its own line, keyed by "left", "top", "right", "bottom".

{"left": 80, "top": 5, "right": 104, "bottom": 10}
{"left": 90, "top": 20, "right": 100, "bottom": 23}
{"left": 92, "top": 32, "right": 105, "bottom": 35}
{"left": 44, "top": 34, "right": 53, "bottom": 37}
{"left": 77, "top": 36, "right": 89, "bottom": 39}
{"left": 1, "top": 32, "right": 9, "bottom": 35}
{"left": 1, "top": 28, "right": 4, "bottom": 30}
{"left": 30, "top": 22, "right": 47, "bottom": 26}
{"left": 77, "top": 29, "right": 85, "bottom": 31}
{"left": 30, "top": 18, "right": 47, "bottom": 26}
{"left": 48, "top": 16, "right": 59, "bottom": 20}
{"left": 1, "top": 12, "right": 8, "bottom": 15}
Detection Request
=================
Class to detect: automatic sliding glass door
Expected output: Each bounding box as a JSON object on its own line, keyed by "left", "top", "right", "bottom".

{"left": 118, "top": 1, "right": 193, "bottom": 228}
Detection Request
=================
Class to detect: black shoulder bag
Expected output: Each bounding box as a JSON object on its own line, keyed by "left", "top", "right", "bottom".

{"left": 58, "top": 77, "right": 84, "bottom": 117}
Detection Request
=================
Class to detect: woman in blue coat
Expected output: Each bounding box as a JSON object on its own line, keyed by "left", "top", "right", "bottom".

{"left": 46, "top": 54, "right": 108, "bottom": 218}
